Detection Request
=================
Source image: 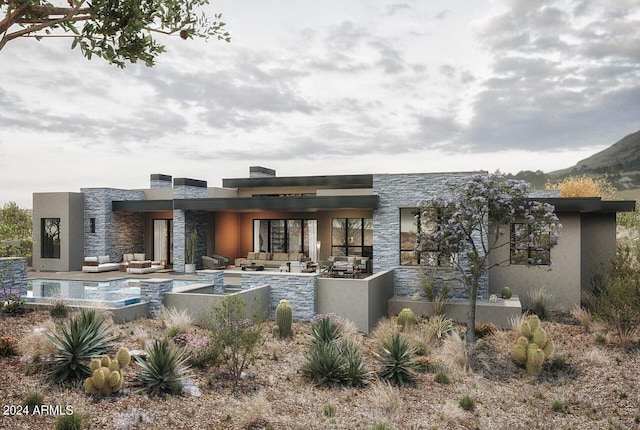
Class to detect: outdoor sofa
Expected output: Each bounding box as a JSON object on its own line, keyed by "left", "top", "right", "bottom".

{"left": 122, "top": 253, "right": 165, "bottom": 274}
{"left": 81, "top": 255, "right": 120, "bottom": 273}
{"left": 234, "top": 252, "right": 306, "bottom": 269}
{"left": 202, "top": 254, "right": 230, "bottom": 270}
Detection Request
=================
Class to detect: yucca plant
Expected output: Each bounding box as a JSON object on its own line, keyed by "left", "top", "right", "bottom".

{"left": 341, "top": 339, "right": 368, "bottom": 386}
{"left": 46, "top": 309, "right": 115, "bottom": 383}
{"left": 133, "top": 338, "right": 191, "bottom": 397}
{"left": 310, "top": 316, "right": 342, "bottom": 344}
{"left": 301, "top": 340, "right": 348, "bottom": 387}
{"left": 374, "top": 332, "right": 417, "bottom": 386}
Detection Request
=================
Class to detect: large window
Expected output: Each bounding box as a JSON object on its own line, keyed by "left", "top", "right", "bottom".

{"left": 510, "top": 223, "right": 551, "bottom": 265}
{"left": 41, "top": 218, "right": 61, "bottom": 259}
{"left": 400, "top": 208, "right": 452, "bottom": 267}
{"left": 153, "top": 219, "right": 173, "bottom": 264}
{"left": 331, "top": 218, "right": 373, "bottom": 257}
{"left": 254, "top": 219, "right": 317, "bottom": 258}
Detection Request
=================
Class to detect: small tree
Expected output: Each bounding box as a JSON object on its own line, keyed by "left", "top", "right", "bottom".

{"left": 0, "top": 201, "right": 32, "bottom": 258}
{"left": 0, "top": 0, "right": 230, "bottom": 67}
{"left": 417, "top": 173, "right": 561, "bottom": 345}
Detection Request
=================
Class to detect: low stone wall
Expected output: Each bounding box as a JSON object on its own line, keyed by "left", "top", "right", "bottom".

{"left": 388, "top": 295, "right": 522, "bottom": 329}
{"left": 139, "top": 278, "right": 173, "bottom": 316}
{"left": 0, "top": 257, "right": 27, "bottom": 299}
{"left": 235, "top": 270, "right": 318, "bottom": 321}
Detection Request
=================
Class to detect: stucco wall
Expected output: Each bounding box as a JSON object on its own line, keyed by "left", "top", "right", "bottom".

{"left": 317, "top": 270, "right": 394, "bottom": 333}
{"left": 489, "top": 212, "right": 581, "bottom": 311}
{"left": 32, "top": 192, "right": 84, "bottom": 271}
{"left": 581, "top": 212, "right": 617, "bottom": 294}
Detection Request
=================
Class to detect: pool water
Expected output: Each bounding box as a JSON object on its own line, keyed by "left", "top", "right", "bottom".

{"left": 25, "top": 278, "right": 142, "bottom": 308}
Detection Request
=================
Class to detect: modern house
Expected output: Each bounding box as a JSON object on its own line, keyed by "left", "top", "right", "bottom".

{"left": 31, "top": 167, "right": 634, "bottom": 323}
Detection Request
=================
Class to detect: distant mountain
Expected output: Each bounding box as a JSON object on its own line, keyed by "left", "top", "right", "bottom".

{"left": 548, "top": 130, "right": 640, "bottom": 179}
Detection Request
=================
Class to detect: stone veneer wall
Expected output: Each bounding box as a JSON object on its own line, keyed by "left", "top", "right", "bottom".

{"left": 82, "top": 188, "right": 145, "bottom": 263}
{"left": 240, "top": 272, "right": 317, "bottom": 321}
{"left": 139, "top": 278, "right": 173, "bottom": 316}
{"left": 197, "top": 270, "right": 225, "bottom": 292}
{"left": 173, "top": 184, "right": 207, "bottom": 273}
{"left": 372, "top": 173, "right": 489, "bottom": 300}
{"left": 0, "top": 257, "right": 28, "bottom": 298}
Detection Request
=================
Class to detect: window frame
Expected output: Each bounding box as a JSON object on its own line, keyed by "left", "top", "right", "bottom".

{"left": 41, "top": 217, "right": 61, "bottom": 259}
{"left": 509, "top": 222, "right": 552, "bottom": 266}
{"left": 330, "top": 218, "right": 373, "bottom": 257}
{"left": 400, "top": 207, "right": 454, "bottom": 267}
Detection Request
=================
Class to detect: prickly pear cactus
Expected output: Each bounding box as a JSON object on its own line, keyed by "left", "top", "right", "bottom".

{"left": 511, "top": 315, "right": 554, "bottom": 376}
{"left": 397, "top": 308, "right": 417, "bottom": 331}
{"left": 83, "top": 347, "right": 130, "bottom": 397}
{"left": 275, "top": 299, "right": 293, "bottom": 339}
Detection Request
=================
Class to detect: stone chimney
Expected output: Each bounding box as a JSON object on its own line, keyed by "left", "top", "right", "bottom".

{"left": 150, "top": 174, "right": 172, "bottom": 189}
{"left": 249, "top": 166, "right": 276, "bottom": 178}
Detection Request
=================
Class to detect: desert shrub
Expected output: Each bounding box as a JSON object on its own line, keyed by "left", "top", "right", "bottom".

{"left": 458, "top": 394, "right": 476, "bottom": 412}
{"left": 46, "top": 309, "right": 115, "bottom": 383}
{"left": 158, "top": 306, "right": 193, "bottom": 338}
{"left": 593, "top": 240, "right": 640, "bottom": 349}
{"left": 420, "top": 270, "right": 435, "bottom": 301}
{"left": 173, "top": 333, "right": 220, "bottom": 369}
{"left": 545, "top": 174, "right": 617, "bottom": 199}
{"left": 374, "top": 332, "right": 417, "bottom": 386}
{"left": 434, "top": 370, "right": 451, "bottom": 385}
{"left": 133, "top": 338, "right": 190, "bottom": 397}
{"left": 323, "top": 403, "right": 336, "bottom": 417}
{"left": 551, "top": 396, "right": 568, "bottom": 413}
{"left": 474, "top": 323, "right": 496, "bottom": 339}
{"left": 54, "top": 412, "right": 83, "bottom": 430}
{"left": 370, "top": 422, "right": 392, "bottom": 430}
{"left": 527, "top": 287, "right": 553, "bottom": 319}
{"left": 23, "top": 391, "right": 44, "bottom": 409}
{"left": 0, "top": 335, "right": 18, "bottom": 357}
{"left": 49, "top": 301, "right": 70, "bottom": 319}
{"left": 205, "top": 295, "right": 262, "bottom": 385}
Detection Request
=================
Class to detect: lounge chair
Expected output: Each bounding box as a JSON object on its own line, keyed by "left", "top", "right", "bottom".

{"left": 202, "top": 254, "right": 230, "bottom": 270}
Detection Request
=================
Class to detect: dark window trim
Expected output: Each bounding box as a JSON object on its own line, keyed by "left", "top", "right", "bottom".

{"left": 509, "top": 222, "right": 551, "bottom": 265}
{"left": 400, "top": 207, "right": 453, "bottom": 267}
{"left": 331, "top": 217, "right": 373, "bottom": 257}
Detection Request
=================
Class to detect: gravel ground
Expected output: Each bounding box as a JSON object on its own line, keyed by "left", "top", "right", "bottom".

{"left": 1, "top": 309, "right": 639, "bottom": 430}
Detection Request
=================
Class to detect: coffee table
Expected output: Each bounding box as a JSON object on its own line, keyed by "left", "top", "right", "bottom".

{"left": 241, "top": 263, "right": 264, "bottom": 271}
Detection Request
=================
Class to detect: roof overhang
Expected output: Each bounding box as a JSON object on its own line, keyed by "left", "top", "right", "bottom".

{"left": 113, "top": 195, "right": 378, "bottom": 212}
{"left": 176, "top": 195, "right": 378, "bottom": 211}
{"left": 534, "top": 197, "right": 636, "bottom": 213}
{"left": 112, "top": 200, "right": 173, "bottom": 212}
{"left": 222, "top": 174, "right": 373, "bottom": 189}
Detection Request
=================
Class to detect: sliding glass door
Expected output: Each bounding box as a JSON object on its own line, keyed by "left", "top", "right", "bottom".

{"left": 153, "top": 219, "right": 172, "bottom": 264}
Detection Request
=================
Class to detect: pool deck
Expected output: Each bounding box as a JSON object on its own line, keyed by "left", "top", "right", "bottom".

{"left": 27, "top": 269, "right": 199, "bottom": 282}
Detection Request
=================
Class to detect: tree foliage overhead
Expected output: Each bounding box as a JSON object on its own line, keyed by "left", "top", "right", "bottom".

{"left": 0, "top": 0, "right": 230, "bottom": 67}
{"left": 417, "top": 174, "right": 561, "bottom": 345}
{"left": 0, "top": 201, "right": 32, "bottom": 258}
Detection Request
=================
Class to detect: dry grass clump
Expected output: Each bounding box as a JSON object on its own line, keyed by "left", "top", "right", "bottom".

{"left": 340, "top": 319, "right": 365, "bottom": 345}
{"left": 435, "top": 331, "right": 470, "bottom": 380}
{"left": 570, "top": 305, "right": 592, "bottom": 333}
{"left": 370, "top": 318, "right": 399, "bottom": 345}
{"left": 367, "top": 380, "right": 402, "bottom": 420}
{"left": 584, "top": 348, "right": 608, "bottom": 365}
{"left": 507, "top": 313, "right": 527, "bottom": 331}
{"left": 158, "top": 305, "right": 193, "bottom": 337}
{"left": 235, "top": 392, "right": 274, "bottom": 430}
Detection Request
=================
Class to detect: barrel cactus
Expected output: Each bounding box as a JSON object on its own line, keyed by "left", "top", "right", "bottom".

{"left": 501, "top": 287, "right": 512, "bottom": 299}
{"left": 511, "top": 315, "right": 554, "bottom": 376}
{"left": 397, "top": 308, "right": 417, "bottom": 331}
{"left": 83, "top": 347, "right": 130, "bottom": 397}
{"left": 275, "top": 299, "right": 293, "bottom": 339}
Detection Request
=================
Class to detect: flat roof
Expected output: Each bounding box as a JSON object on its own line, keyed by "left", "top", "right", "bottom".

{"left": 537, "top": 197, "right": 635, "bottom": 213}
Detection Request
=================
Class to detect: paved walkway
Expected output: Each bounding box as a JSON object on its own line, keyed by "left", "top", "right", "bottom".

{"left": 27, "top": 269, "right": 199, "bottom": 282}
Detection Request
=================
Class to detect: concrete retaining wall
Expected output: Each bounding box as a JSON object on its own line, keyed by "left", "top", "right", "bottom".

{"left": 388, "top": 295, "right": 522, "bottom": 329}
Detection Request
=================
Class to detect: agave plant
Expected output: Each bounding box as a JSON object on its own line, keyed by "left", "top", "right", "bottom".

{"left": 374, "top": 332, "right": 417, "bottom": 386}
{"left": 46, "top": 309, "right": 115, "bottom": 383}
{"left": 340, "top": 339, "right": 368, "bottom": 386}
{"left": 133, "top": 338, "right": 191, "bottom": 397}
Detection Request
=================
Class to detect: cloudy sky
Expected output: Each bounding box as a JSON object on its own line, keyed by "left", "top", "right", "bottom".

{"left": 1, "top": 0, "right": 639, "bottom": 208}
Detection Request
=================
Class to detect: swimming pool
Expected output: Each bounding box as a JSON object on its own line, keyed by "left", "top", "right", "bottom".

{"left": 25, "top": 278, "right": 202, "bottom": 308}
